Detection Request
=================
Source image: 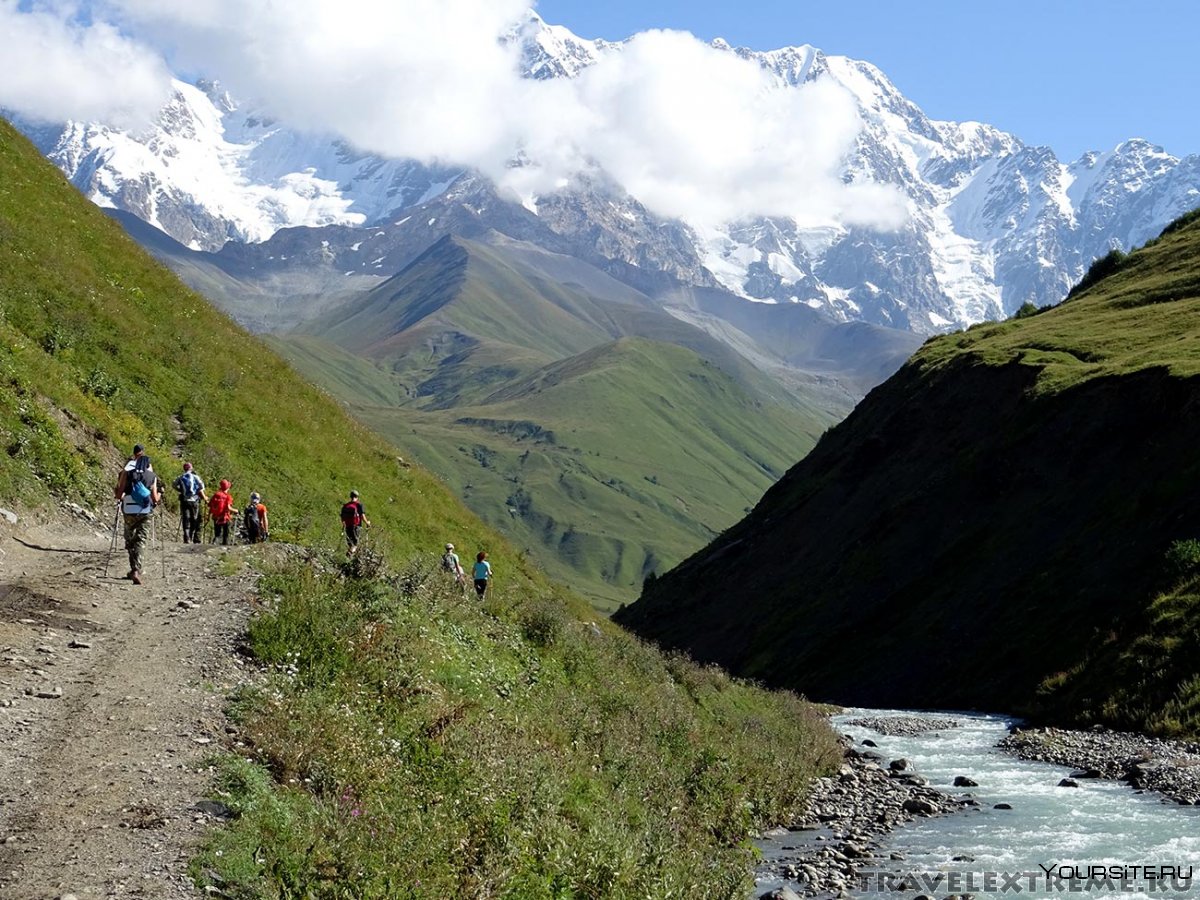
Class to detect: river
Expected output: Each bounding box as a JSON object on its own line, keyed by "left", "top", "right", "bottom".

{"left": 755, "top": 709, "right": 1200, "bottom": 899}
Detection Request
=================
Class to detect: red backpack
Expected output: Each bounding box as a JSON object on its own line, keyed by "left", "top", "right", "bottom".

{"left": 209, "top": 491, "right": 232, "bottom": 523}
{"left": 341, "top": 502, "right": 362, "bottom": 526}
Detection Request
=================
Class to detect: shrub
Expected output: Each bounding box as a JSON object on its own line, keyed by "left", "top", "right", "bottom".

{"left": 1165, "top": 538, "right": 1200, "bottom": 579}
{"left": 1012, "top": 301, "right": 1040, "bottom": 319}
{"left": 81, "top": 367, "right": 120, "bottom": 402}
{"left": 1068, "top": 248, "right": 1128, "bottom": 299}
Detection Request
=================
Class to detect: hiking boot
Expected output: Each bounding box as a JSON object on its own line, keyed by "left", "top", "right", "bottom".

{"left": 131, "top": 571, "right": 143, "bottom": 585}
{"left": 125, "top": 570, "right": 135, "bottom": 580}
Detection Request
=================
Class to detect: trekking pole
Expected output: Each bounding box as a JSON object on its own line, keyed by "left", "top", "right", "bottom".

{"left": 104, "top": 502, "right": 121, "bottom": 578}
{"left": 159, "top": 507, "right": 168, "bottom": 581}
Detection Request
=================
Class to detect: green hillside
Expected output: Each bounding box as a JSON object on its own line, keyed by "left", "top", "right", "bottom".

{"left": 619, "top": 208, "right": 1200, "bottom": 737}
{"left": 359, "top": 337, "right": 828, "bottom": 609}
{"left": 0, "top": 118, "right": 840, "bottom": 896}
{"left": 277, "top": 236, "right": 839, "bottom": 607}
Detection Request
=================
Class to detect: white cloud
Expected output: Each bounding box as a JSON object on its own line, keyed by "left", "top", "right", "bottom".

{"left": 0, "top": 0, "right": 170, "bottom": 127}
{"left": 511, "top": 29, "right": 906, "bottom": 229}
{"left": 3, "top": 0, "right": 906, "bottom": 230}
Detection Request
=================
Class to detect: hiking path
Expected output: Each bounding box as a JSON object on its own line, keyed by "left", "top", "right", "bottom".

{"left": 0, "top": 505, "right": 260, "bottom": 899}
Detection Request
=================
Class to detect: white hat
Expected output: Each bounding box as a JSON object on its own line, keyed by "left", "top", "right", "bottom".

{"left": 445, "top": 543, "right": 454, "bottom": 550}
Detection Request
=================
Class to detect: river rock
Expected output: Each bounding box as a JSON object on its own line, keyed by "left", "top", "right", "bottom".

{"left": 1057, "top": 778, "right": 1079, "bottom": 788}
{"left": 889, "top": 758, "right": 909, "bottom": 771}
{"left": 953, "top": 776, "right": 978, "bottom": 787}
{"left": 760, "top": 889, "right": 802, "bottom": 900}
{"left": 902, "top": 798, "right": 937, "bottom": 815}
{"left": 993, "top": 803, "right": 1013, "bottom": 810}
{"left": 759, "top": 732, "right": 974, "bottom": 897}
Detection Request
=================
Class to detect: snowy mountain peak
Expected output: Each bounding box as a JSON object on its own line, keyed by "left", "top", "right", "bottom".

{"left": 15, "top": 17, "right": 1200, "bottom": 335}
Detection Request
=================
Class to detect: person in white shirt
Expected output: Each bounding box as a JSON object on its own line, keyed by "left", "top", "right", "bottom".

{"left": 113, "top": 444, "right": 161, "bottom": 584}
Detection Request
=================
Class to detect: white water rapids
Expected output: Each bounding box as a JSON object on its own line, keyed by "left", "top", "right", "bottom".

{"left": 755, "top": 709, "right": 1200, "bottom": 899}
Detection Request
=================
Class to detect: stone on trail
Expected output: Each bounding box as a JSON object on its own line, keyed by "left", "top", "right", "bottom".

{"left": 0, "top": 508, "right": 17, "bottom": 525}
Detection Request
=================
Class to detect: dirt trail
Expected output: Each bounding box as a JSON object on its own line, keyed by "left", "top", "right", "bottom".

{"left": 0, "top": 506, "right": 259, "bottom": 899}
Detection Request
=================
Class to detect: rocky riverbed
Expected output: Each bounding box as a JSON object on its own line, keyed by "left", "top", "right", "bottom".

{"left": 842, "top": 714, "right": 960, "bottom": 737}
{"left": 755, "top": 732, "right": 979, "bottom": 899}
{"left": 999, "top": 727, "right": 1200, "bottom": 806}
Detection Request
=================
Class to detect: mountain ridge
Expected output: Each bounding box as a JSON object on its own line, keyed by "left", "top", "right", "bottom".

{"left": 15, "top": 16, "right": 1200, "bottom": 334}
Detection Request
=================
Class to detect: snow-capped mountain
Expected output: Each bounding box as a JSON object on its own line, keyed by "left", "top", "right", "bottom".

{"left": 17, "top": 16, "right": 1200, "bottom": 333}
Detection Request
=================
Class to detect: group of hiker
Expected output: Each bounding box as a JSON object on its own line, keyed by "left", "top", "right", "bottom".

{"left": 112, "top": 446, "right": 270, "bottom": 583}
{"left": 114, "top": 444, "right": 494, "bottom": 596}
{"left": 441, "top": 543, "right": 492, "bottom": 597}
{"left": 171, "top": 463, "right": 269, "bottom": 546}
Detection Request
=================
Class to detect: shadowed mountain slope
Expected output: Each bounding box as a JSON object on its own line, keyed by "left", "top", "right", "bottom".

{"left": 618, "top": 209, "right": 1200, "bottom": 735}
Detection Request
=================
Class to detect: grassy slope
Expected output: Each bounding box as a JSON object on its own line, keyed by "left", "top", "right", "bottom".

{"left": 361, "top": 337, "right": 828, "bottom": 610}
{"left": 0, "top": 133, "right": 509, "bottom": 566}
{"left": 278, "top": 237, "right": 837, "bottom": 608}
{"left": 0, "top": 119, "right": 839, "bottom": 895}
{"left": 620, "top": 209, "right": 1200, "bottom": 737}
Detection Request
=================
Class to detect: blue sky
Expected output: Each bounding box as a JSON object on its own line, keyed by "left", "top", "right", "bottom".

{"left": 538, "top": 0, "right": 1198, "bottom": 160}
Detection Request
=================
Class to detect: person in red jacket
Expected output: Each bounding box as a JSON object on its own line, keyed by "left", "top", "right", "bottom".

{"left": 208, "top": 479, "right": 238, "bottom": 545}
{"left": 340, "top": 490, "right": 370, "bottom": 556}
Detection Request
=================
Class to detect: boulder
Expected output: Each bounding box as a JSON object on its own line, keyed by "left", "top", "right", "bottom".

{"left": 953, "top": 776, "right": 978, "bottom": 787}
{"left": 760, "top": 889, "right": 803, "bottom": 900}
{"left": 902, "top": 798, "right": 937, "bottom": 816}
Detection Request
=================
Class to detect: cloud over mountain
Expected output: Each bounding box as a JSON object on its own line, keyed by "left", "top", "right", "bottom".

{"left": 0, "top": 0, "right": 170, "bottom": 127}
{"left": 2, "top": 0, "right": 905, "bottom": 230}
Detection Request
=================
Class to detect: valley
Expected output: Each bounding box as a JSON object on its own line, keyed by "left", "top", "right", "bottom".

{"left": 4, "top": 4, "right": 1200, "bottom": 897}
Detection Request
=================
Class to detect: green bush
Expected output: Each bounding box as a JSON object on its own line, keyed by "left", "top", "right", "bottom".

{"left": 1012, "top": 301, "right": 1040, "bottom": 319}
{"left": 1165, "top": 538, "right": 1200, "bottom": 579}
{"left": 80, "top": 366, "right": 120, "bottom": 402}
{"left": 1068, "top": 248, "right": 1128, "bottom": 299}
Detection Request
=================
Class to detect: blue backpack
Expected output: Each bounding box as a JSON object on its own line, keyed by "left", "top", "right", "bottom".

{"left": 128, "top": 457, "right": 152, "bottom": 504}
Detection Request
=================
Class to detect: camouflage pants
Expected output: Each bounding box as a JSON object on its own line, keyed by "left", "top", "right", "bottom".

{"left": 123, "top": 513, "right": 152, "bottom": 574}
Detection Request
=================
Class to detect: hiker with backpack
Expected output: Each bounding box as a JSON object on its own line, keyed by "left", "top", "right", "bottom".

{"left": 208, "top": 479, "right": 237, "bottom": 545}
{"left": 243, "top": 492, "right": 268, "bottom": 543}
{"left": 442, "top": 542, "right": 465, "bottom": 590}
{"left": 472, "top": 551, "right": 492, "bottom": 598}
{"left": 341, "top": 491, "right": 370, "bottom": 556}
{"left": 114, "top": 444, "right": 161, "bottom": 584}
{"left": 172, "top": 462, "right": 207, "bottom": 544}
